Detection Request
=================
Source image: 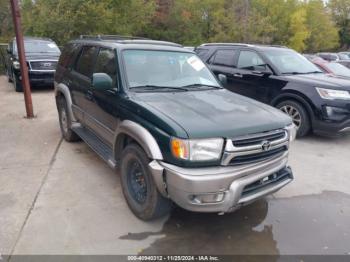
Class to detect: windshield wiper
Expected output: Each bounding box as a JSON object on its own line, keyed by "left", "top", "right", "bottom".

{"left": 282, "top": 71, "right": 323, "bottom": 75}
{"left": 182, "top": 83, "right": 222, "bottom": 89}
{"left": 129, "top": 85, "right": 188, "bottom": 92}
{"left": 304, "top": 71, "right": 324, "bottom": 74}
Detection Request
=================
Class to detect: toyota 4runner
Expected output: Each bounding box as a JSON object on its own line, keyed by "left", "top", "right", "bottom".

{"left": 55, "top": 35, "right": 295, "bottom": 220}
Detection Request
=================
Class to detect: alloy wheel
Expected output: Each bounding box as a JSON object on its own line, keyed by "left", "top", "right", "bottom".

{"left": 280, "top": 105, "right": 302, "bottom": 129}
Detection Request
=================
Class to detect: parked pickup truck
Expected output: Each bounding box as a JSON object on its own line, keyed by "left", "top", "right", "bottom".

{"left": 54, "top": 35, "right": 295, "bottom": 220}
{"left": 5, "top": 36, "right": 60, "bottom": 92}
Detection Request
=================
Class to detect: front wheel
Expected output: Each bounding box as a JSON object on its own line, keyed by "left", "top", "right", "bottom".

{"left": 277, "top": 100, "right": 311, "bottom": 137}
{"left": 120, "top": 144, "right": 172, "bottom": 220}
{"left": 7, "top": 68, "right": 13, "bottom": 83}
{"left": 12, "top": 71, "right": 23, "bottom": 92}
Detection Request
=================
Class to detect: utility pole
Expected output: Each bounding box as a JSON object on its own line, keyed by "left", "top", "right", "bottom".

{"left": 10, "top": 0, "right": 34, "bottom": 118}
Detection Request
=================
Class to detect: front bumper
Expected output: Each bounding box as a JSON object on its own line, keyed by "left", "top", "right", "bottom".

{"left": 149, "top": 152, "right": 293, "bottom": 213}
{"left": 14, "top": 69, "right": 55, "bottom": 86}
{"left": 313, "top": 118, "right": 350, "bottom": 136}
{"left": 28, "top": 71, "right": 55, "bottom": 86}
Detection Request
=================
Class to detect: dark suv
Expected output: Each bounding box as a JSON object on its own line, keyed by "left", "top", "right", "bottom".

{"left": 5, "top": 37, "right": 61, "bottom": 92}
{"left": 196, "top": 43, "right": 350, "bottom": 137}
{"left": 55, "top": 36, "right": 295, "bottom": 220}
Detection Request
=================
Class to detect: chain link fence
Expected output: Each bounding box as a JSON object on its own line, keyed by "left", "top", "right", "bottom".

{"left": 0, "top": 43, "right": 8, "bottom": 75}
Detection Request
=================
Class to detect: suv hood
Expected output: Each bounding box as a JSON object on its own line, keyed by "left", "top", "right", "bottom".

{"left": 136, "top": 89, "right": 291, "bottom": 139}
{"left": 284, "top": 73, "right": 350, "bottom": 91}
{"left": 15, "top": 52, "right": 60, "bottom": 61}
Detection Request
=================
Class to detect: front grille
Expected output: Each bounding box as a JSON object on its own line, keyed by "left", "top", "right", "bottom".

{"left": 30, "top": 61, "right": 57, "bottom": 70}
{"left": 222, "top": 129, "right": 289, "bottom": 166}
{"left": 232, "top": 130, "right": 286, "bottom": 147}
{"left": 241, "top": 167, "right": 293, "bottom": 197}
{"left": 229, "top": 146, "right": 287, "bottom": 166}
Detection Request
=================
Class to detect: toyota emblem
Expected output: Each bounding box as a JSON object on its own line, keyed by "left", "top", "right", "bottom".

{"left": 42, "top": 62, "right": 52, "bottom": 67}
{"left": 261, "top": 140, "right": 271, "bottom": 151}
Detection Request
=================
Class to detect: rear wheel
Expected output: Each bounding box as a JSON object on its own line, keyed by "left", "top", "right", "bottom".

{"left": 57, "top": 96, "right": 80, "bottom": 142}
{"left": 120, "top": 144, "right": 172, "bottom": 220}
{"left": 277, "top": 100, "right": 311, "bottom": 137}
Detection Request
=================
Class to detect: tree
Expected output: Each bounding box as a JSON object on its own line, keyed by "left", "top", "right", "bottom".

{"left": 305, "top": 0, "right": 339, "bottom": 52}
{"left": 21, "top": 0, "right": 156, "bottom": 45}
{"left": 328, "top": 0, "right": 350, "bottom": 49}
{"left": 288, "top": 7, "right": 309, "bottom": 52}
{"left": 0, "top": 0, "right": 13, "bottom": 42}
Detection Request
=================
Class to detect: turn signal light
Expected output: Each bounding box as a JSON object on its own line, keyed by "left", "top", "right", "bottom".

{"left": 171, "top": 138, "right": 189, "bottom": 160}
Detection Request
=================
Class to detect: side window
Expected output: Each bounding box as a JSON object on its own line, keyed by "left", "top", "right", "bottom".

{"left": 74, "top": 46, "right": 97, "bottom": 77}
{"left": 195, "top": 48, "right": 209, "bottom": 60}
{"left": 93, "top": 48, "right": 117, "bottom": 86}
{"left": 211, "top": 49, "right": 236, "bottom": 67}
{"left": 237, "top": 50, "right": 265, "bottom": 70}
{"left": 58, "top": 43, "right": 80, "bottom": 68}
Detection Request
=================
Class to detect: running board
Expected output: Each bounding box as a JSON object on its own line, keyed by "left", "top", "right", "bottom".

{"left": 72, "top": 126, "right": 117, "bottom": 169}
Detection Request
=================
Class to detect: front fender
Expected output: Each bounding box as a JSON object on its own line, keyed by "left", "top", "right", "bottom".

{"left": 113, "top": 120, "right": 163, "bottom": 161}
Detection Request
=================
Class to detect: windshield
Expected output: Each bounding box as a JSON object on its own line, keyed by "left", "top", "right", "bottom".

{"left": 14, "top": 41, "right": 60, "bottom": 54}
{"left": 327, "top": 63, "right": 350, "bottom": 77}
{"left": 122, "top": 50, "right": 220, "bottom": 89}
{"left": 265, "top": 49, "right": 323, "bottom": 74}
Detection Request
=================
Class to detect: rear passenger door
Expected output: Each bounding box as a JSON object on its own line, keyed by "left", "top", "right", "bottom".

{"left": 207, "top": 49, "right": 238, "bottom": 90}
{"left": 70, "top": 46, "right": 98, "bottom": 122}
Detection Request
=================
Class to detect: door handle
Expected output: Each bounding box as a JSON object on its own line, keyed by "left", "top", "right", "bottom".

{"left": 233, "top": 73, "right": 243, "bottom": 78}
{"left": 85, "top": 90, "right": 93, "bottom": 101}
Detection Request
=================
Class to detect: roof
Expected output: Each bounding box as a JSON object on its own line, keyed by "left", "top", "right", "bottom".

{"left": 71, "top": 35, "right": 186, "bottom": 51}
{"left": 198, "top": 43, "right": 289, "bottom": 49}
{"left": 13, "top": 36, "right": 54, "bottom": 42}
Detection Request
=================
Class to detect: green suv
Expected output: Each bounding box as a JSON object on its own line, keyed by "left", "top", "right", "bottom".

{"left": 55, "top": 35, "right": 295, "bottom": 220}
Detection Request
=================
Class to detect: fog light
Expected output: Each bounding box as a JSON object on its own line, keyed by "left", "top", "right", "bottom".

{"left": 190, "top": 192, "right": 225, "bottom": 204}
{"left": 324, "top": 106, "right": 349, "bottom": 121}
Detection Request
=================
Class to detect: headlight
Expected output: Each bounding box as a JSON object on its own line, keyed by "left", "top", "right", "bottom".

{"left": 316, "top": 87, "right": 350, "bottom": 100}
{"left": 285, "top": 124, "right": 297, "bottom": 142}
{"left": 171, "top": 137, "right": 224, "bottom": 161}
{"left": 13, "top": 61, "right": 20, "bottom": 70}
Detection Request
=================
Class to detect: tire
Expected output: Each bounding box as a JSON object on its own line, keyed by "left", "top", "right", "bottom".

{"left": 57, "top": 96, "right": 80, "bottom": 142}
{"left": 12, "top": 71, "right": 23, "bottom": 92}
{"left": 277, "top": 100, "right": 311, "bottom": 137}
{"left": 7, "top": 68, "right": 13, "bottom": 83}
{"left": 120, "top": 144, "right": 172, "bottom": 220}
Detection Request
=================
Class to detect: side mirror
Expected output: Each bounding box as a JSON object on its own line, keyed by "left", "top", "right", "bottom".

{"left": 6, "top": 48, "right": 11, "bottom": 54}
{"left": 92, "top": 73, "right": 113, "bottom": 90}
{"left": 252, "top": 70, "right": 272, "bottom": 77}
{"left": 218, "top": 74, "right": 227, "bottom": 85}
{"left": 253, "top": 65, "right": 272, "bottom": 77}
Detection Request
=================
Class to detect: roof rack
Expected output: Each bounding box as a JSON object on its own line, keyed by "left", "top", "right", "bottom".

{"left": 79, "top": 35, "right": 149, "bottom": 41}
{"left": 200, "top": 43, "right": 288, "bottom": 49}
{"left": 200, "top": 43, "right": 253, "bottom": 47}
{"left": 78, "top": 35, "right": 183, "bottom": 48}
{"left": 264, "top": 44, "right": 288, "bottom": 48}
{"left": 16, "top": 36, "right": 53, "bottom": 42}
